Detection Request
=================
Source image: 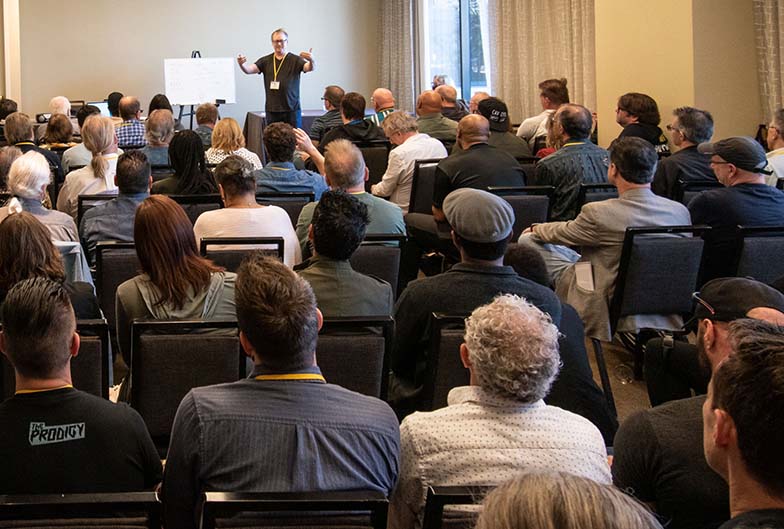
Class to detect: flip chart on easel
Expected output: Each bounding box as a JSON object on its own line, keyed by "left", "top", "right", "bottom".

{"left": 164, "top": 57, "right": 236, "bottom": 106}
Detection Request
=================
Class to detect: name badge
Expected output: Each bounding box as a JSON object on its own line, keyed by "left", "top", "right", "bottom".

{"left": 270, "top": 81, "right": 280, "bottom": 90}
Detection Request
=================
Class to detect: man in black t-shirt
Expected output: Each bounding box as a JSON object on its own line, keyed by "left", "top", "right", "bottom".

{"left": 0, "top": 277, "right": 161, "bottom": 494}
{"left": 614, "top": 92, "right": 670, "bottom": 158}
{"left": 238, "top": 28, "right": 315, "bottom": 128}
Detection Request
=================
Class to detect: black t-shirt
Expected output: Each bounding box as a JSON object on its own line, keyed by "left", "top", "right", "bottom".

{"left": 612, "top": 395, "right": 730, "bottom": 529}
{"left": 432, "top": 143, "right": 526, "bottom": 208}
{"left": 618, "top": 123, "right": 670, "bottom": 157}
{"left": 719, "top": 510, "right": 784, "bottom": 529}
{"left": 255, "top": 52, "right": 307, "bottom": 112}
{"left": 652, "top": 145, "right": 717, "bottom": 199}
{"left": 0, "top": 387, "right": 162, "bottom": 494}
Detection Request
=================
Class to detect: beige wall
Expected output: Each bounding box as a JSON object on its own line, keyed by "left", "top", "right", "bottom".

{"left": 17, "top": 0, "right": 380, "bottom": 125}
{"left": 693, "top": 0, "right": 761, "bottom": 139}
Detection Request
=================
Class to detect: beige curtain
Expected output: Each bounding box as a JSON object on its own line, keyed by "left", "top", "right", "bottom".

{"left": 378, "top": 0, "right": 416, "bottom": 112}
{"left": 487, "top": 0, "right": 596, "bottom": 124}
{"left": 754, "top": 0, "right": 784, "bottom": 121}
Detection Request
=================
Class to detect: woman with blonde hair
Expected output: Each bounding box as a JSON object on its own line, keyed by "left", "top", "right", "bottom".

{"left": 205, "top": 118, "right": 262, "bottom": 169}
{"left": 56, "top": 115, "right": 119, "bottom": 218}
{"left": 475, "top": 472, "right": 662, "bottom": 529}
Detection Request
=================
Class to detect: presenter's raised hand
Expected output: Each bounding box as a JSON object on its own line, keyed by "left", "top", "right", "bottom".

{"left": 299, "top": 48, "right": 313, "bottom": 62}
{"left": 237, "top": 54, "right": 247, "bottom": 66}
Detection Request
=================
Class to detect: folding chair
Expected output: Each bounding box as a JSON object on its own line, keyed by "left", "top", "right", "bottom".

{"left": 200, "top": 236, "right": 285, "bottom": 271}
{"left": 353, "top": 140, "right": 392, "bottom": 191}
{"left": 422, "top": 486, "right": 494, "bottom": 529}
{"left": 576, "top": 183, "right": 618, "bottom": 211}
{"left": 350, "top": 233, "right": 406, "bottom": 298}
{"left": 408, "top": 159, "right": 442, "bottom": 215}
{"left": 168, "top": 194, "right": 223, "bottom": 225}
{"left": 76, "top": 193, "right": 118, "bottom": 228}
{"left": 256, "top": 191, "right": 315, "bottom": 228}
{"left": 734, "top": 225, "right": 784, "bottom": 283}
{"left": 487, "top": 185, "right": 554, "bottom": 238}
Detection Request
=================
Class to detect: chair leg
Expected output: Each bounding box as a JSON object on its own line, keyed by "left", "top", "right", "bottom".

{"left": 590, "top": 338, "right": 618, "bottom": 419}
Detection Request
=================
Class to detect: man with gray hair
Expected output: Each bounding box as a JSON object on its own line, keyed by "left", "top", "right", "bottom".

{"left": 652, "top": 106, "right": 717, "bottom": 199}
{"left": 388, "top": 293, "right": 610, "bottom": 529}
{"left": 294, "top": 136, "right": 405, "bottom": 257}
{"left": 765, "top": 107, "right": 784, "bottom": 185}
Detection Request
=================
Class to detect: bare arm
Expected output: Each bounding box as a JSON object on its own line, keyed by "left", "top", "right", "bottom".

{"left": 237, "top": 54, "right": 260, "bottom": 75}
{"left": 294, "top": 128, "right": 325, "bottom": 175}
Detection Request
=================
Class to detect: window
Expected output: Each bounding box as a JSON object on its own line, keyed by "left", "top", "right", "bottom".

{"left": 418, "top": 0, "right": 491, "bottom": 100}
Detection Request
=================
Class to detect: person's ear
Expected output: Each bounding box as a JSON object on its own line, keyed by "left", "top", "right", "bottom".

{"left": 713, "top": 408, "right": 736, "bottom": 448}
{"left": 364, "top": 166, "right": 369, "bottom": 182}
{"left": 0, "top": 331, "right": 7, "bottom": 359}
{"left": 307, "top": 223, "right": 314, "bottom": 242}
{"left": 316, "top": 307, "right": 323, "bottom": 331}
{"left": 459, "top": 343, "right": 472, "bottom": 369}
{"left": 114, "top": 174, "right": 119, "bottom": 187}
{"left": 703, "top": 319, "right": 716, "bottom": 352}
{"left": 70, "top": 331, "right": 81, "bottom": 359}
{"left": 239, "top": 330, "right": 256, "bottom": 360}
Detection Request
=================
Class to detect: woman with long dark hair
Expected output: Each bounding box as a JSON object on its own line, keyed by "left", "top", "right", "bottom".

{"left": 151, "top": 130, "right": 217, "bottom": 195}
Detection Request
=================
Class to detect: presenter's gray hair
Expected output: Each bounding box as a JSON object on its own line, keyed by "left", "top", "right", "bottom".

{"left": 271, "top": 28, "right": 289, "bottom": 40}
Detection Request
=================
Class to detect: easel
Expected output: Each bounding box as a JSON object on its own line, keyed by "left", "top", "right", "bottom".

{"left": 175, "top": 51, "right": 225, "bottom": 128}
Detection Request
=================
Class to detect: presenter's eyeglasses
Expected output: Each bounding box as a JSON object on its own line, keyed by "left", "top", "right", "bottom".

{"left": 272, "top": 39, "right": 288, "bottom": 44}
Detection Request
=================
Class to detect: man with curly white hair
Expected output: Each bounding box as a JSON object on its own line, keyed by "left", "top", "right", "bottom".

{"left": 388, "top": 293, "right": 611, "bottom": 529}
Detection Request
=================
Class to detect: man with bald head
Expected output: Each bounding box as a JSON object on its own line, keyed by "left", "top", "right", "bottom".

{"left": 116, "top": 96, "right": 146, "bottom": 148}
{"left": 529, "top": 103, "right": 609, "bottom": 221}
{"left": 366, "top": 88, "right": 396, "bottom": 127}
{"left": 435, "top": 85, "right": 469, "bottom": 122}
{"left": 416, "top": 91, "right": 457, "bottom": 141}
{"left": 469, "top": 91, "right": 490, "bottom": 114}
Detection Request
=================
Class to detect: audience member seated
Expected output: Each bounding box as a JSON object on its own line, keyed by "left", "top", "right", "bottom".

{"left": 390, "top": 188, "right": 562, "bottom": 414}
{"left": 295, "top": 190, "right": 393, "bottom": 316}
{"left": 528, "top": 104, "right": 608, "bottom": 220}
{"left": 517, "top": 78, "right": 569, "bottom": 149}
{"left": 0, "top": 97, "right": 18, "bottom": 141}
{"left": 295, "top": 138, "right": 405, "bottom": 257}
{"left": 61, "top": 104, "right": 103, "bottom": 173}
{"left": 689, "top": 136, "right": 784, "bottom": 282}
{"left": 40, "top": 113, "right": 77, "bottom": 151}
{"left": 161, "top": 254, "right": 400, "bottom": 529}
{"left": 107, "top": 91, "right": 123, "bottom": 125}
{"left": 371, "top": 111, "right": 447, "bottom": 213}
{"left": 0, "top": 145, "right": 21, "bottom": 193}
{"left": 535, "top": 111, "right": 565, "bottom": 159}
{"left": 0, "top": 212, "right": 100, "bottom": 318}
{"left": 205, "top": 117, "right": 262, "bottom": 169}
{"left": 193, "top": 155, "right": 301, "bottom": 266}
{"left": 57, "top": 116, "right": 119, "bottom": 219}
{"left": 80, "top": 150, "right": 151, "bottom": 265}
{"left": 116, "top": 96, "right": 146, "bottom": 148}
{"left": 431, "top": 74, "right": 469, "bottom": 112}
{"left": 704, "top": 319, "right": 784, "bottom": 528}
{"left": 148, "top": 93, "right": 184, "bottom": 131}
{"left": 115, "top": 195, "right": 236, "bottom": 366}
{"left": 309, "top": 85, "right": 345, "bottom": 144}
{"left": 614, "top": 92, "right": 670, "bottom": 157}
{"left": 152, "top": 130, "right": 217, "bottom": 195}
{"left": 615, "top": 278, "right": 784, "bottom": 529}
{"left": 253, "top": 122, "right": 327, "bottom": 199}
{"left": 319, "top": 92, "right": 385, "bottom": 152}
{"left": 652, "top": 106, "right": 717, "bottom": 199}
{"left": 194, "top": 103, "right": 218, "bottom": 148}
{"left": 0, "top": 277, "right": 161, "bottom": 494}
{"left": 388, "top": 294, "right": 611, "bottom": 529}
{"left": 435, "top": 84, "right": 468, "bottom": 122}
{"left": 476, "top": 472, "right": 662, "bottom": 529}
{"left": 453, "top": 97, "right": 532, "bottom": 159}
{"left": 140, "top": 109, "right": 175, "bottom": 166}
{"left": 36, "top": 96, "right": 79, "bottom": 143}
{"left": 765, "top": 108, "right": 784, "bottom": 186}
{"left": 468, "top": 91, "right": 490, "bottom": 113}
{"left": 0, "top": 151, "right": 77, "bottom": 242}
{"left": 4, "top": 111, "right": 64, "bottom": 183}
{"left": 415, "top": 90, "right": 457, "bottom": 142}
{"left": 519, "top": 137, "right": 690, "bottom": 342}
{"left": 366, "top": 87, "right": 396, "bottom": 126}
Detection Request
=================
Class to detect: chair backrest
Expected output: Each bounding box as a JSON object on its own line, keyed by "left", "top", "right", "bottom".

{"left": 420, "top": 313, "right": 468, "bottom": 411}
{"left": 95, "top": 242, "right": 140, "bottom": 340}
{"left": 199, "top": 237, "right": 285, "bottom": 272}
{"left": 256, "top": 192, "right": 315, "bottom": 228}
{"left": 316, "top": 317, "right": 393, "bottom": 400}
{"left": 167, "top": 194, "right": 223, "bottom": 225}
{"left": 71, "top": 319, "right": 111, "bottom": 399}
{"left": 353, "top": 140, "right": 391, "bottom": 191}
{"left": 150, "top": 165, "right": 174, "bottom": 182}
{"left": 531, "top": 135, "right": 547, "bottom": 154}
{"left": 199, "top": 491, "right": 388, "bottom": 529}
{"left": 487, "top": 186, "right": 554, "bottom": 238}
{"left": 0, "top": 492, "right": 161, "bottom": 529}
{"left": 734, "top": 225, "right": 784, "bottom": 284}
{"left": 76, "top": 193, "right": 118, "bottom": 228}
{"left": 777, "top": 177, "right": 784, "bottom": 191}
{"left": 129, "top": 319, "right": 244, "bottom": 454}
{"left": 676, "top": 179, "right": 724, "bottom": 205}
{"left": 577, "top": 183, "right": 618, "bottom": 211}
{"left": 349, "top": 234, "right": 406, "bottom": 298}
{"left": 610, "top": 226, "right": 710, "bottom": 334}
{"left": 409, "top": 159, "right": 442, "bottom": 215}
{"left": 422, "top": 486, "right": 494, "bottom": 529}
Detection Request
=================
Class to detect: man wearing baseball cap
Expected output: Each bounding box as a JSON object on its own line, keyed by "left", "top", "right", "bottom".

{"left": 690, "top": 136, "right": 784, "bottom": 282}
{"left": 613, "top": 277, "right": 784, "bottom": 529}
{"left": 451, "top": 97, "right": 532, "bottom": 159}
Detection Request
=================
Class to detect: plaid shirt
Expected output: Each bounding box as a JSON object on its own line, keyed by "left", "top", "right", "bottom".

{"left": 116, "top": 119, "right": 146, "bottom": 147}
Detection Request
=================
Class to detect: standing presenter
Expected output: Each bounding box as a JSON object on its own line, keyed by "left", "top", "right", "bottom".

{"left": 238, "top": 28, "right": 315, "bottom": 128}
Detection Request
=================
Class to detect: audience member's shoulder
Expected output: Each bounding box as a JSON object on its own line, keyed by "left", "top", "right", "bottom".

{"left": 368, "top": 192, "right": 404, "bottom": 215}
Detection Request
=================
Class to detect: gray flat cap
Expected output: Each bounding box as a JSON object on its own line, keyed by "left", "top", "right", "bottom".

{"left": 443, "top": 188, "right": 515, "bottom": 243}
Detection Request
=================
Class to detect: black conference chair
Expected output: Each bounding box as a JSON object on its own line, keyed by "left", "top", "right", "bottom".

{"left": 353, "top": 140, "right": 392, "bottom": 191}
{"left": 200, "top": 237, "right": 285, "bottom": 272}
{"left": 487, "top": 186, "right": 554, "bottom": 238}
{"left": 168, "top": 194, "right": 223, "bottom": 225}
{"left": 256, "top": 191, "right": 315, "bottom": 228}
{"left": 76, "top": 193, "right": 118, "bottom": 228}
{"left": 576, "top": 183, "right": 617, "bottom": 211}
{"left": 317, "top": 317, "right": 393, "bottom": 400}
{"left": 129, "top": 319, "right": 245, "bottom": 456}
{"left": 593, "top": 225, "right": 710, "bottom": 379}
{"left": 94, "top": 242, "right": 140, "bottom": 354}
{"left": 676, "top": 179, "right": 723, "bottom": 205}
{"left": 422, "top": 486, "right": 494, "bottom": 529}
{"left": 199, "top": 490, "right": 388, "bottom": 529}
{"left": 420, "top": 313, "right": 467, "bottom": 412}
{"left": 0, "top": 492, "right": 161, "bottom": 529}
{"left": 408, "top": 159, "right": 442, "bottom": 215}
{"left": 350, "top": 233, "right": 406, "bottom": 298}
{"left": 150, "top": 165, "right": 174, "bottom": 182}
{"left": 733, "top": 225, "right": 784, "bottom": 283}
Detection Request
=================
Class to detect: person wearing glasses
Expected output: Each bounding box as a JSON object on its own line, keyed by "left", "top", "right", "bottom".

{"left": 237, "top": 28, "right": 315, "bottom": 128}
{"left": 309, "top": 85, "right": 344, "bottom": 145}
{"left": 689, "top": 136, "right": 784, "bottom": 282}
{"left": 765, "top": 108, "right": 784, "bottom": 186}
{"left": 651, "top": 107, "right": 717, "bottom": 200}
{"left": 614, "top": 277, "right": 784, "bottom": 529}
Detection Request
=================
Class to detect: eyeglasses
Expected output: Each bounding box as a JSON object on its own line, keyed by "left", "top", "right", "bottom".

{"left": 272, "top": 39, "right": 287, "bottom": 44}
{"left": 710, "top": 160, "right": 733, "bottom": 166}
{"left": 692, "top": 292, "right": 716, "bottom": 316}
{"left": 320, "top": 97, "right": 326, "bottom": 101}
{"left": 666, "top": 124, "right": 680, "bottom": 132}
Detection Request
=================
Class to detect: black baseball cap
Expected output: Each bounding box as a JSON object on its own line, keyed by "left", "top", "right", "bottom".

{"left": 697, "top": 136, "right": 769, "bottom": 174}
{"left": 691, "top": 277, "right": 784, "bottom": 323}
{"left": 478, "top": 97, "right": 510, "bottom": 133}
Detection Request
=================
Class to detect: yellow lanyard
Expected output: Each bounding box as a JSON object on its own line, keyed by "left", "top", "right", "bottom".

{"left": 254, "top": 373, "right": 325, "bottom": 382}
{"left": 16, "top": 384, "right": 73, "bottom": 395}
{"left": 562, "top": 141, "right": 586, "bottom": 148}
{"left": 273, "top": 54, "right": 286, "bottom": 82}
